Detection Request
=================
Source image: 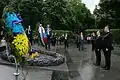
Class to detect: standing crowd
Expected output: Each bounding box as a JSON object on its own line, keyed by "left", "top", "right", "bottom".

{"left": 0, "top": 23, "right": 114, "bottom": 70}
{"left": 91, "top": 25, "right": 113, "bottom": 70}
{"left": 25, "top": 23, "right": 69, "bottom": 50}
{"left": 75, "top": 25, "right": 113, "bottom": 70}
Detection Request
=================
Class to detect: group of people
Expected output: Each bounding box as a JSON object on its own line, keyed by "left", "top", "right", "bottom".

{"left": 0, "top": 17, "right": 113, "bottom": 70}
{"left": 0, "top": 22, "right": 114, "bottom": 71}
{"left": 75, "top": 25, "right": 113, "bottom": 70}
{"left": 91, "top": 25, "right": 113, "bottom": 70}
{"left": 25, "top": 23, "right": 70, "bottom": 50}
{"left": 0, "top": 26, "right": 6, "bottom": 49}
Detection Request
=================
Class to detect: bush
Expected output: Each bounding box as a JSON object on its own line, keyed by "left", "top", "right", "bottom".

{"left": 111, "top": 29, "right": 120, "bottom": 44}
{"left": 52, "top": 30, "right": 74, "bottom": 39}
{"left": 52, "top": 30, "right": 75, "bottom": 43}
{"left": 35, "top": 29, "right": 120, "bottom": 44}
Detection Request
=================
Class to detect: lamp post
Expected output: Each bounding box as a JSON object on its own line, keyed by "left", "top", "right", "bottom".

{"left": 4, "top": 37, "right": 20, "bottom": 80}
{"left": 13, "top": 56, "right": 20, "bottom": 80}
{"left": 9, "top": 55, "right": 20, "bottom": 80}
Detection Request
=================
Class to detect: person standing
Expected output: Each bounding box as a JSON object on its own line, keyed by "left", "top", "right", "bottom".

{"left": 38, "top": 24, "right": 47, "bottom": 49}
{"left": 64, "top": 33, "right": 69, "bottom": 49}
{"left": 33, "top": 35, "right": 38, "bottom": 45}
{"left": 0, "top": 26, "right": 5, "bottom": 40}
{"left": 102, "top": 25, "right": 113, "bottom": 70}
{"left": 94, "top": 30, "right": 102, "bottom": 66}
{"left": 26, "top": 25, "right": 32, "bottom": 45}
{"left": 75, "top": 34, "right": 79, "bottom": 48}
{"left": 91, "top": 32, "right": 96, "bottom": 51}
{"left": 78, "top": 32, "right": 84, "bottom": 51}
{"left": 46, "top": 24, "right": 51, "bottom": 50}
{"left": 51, "top": 33, "right": 56, "bottom": 46}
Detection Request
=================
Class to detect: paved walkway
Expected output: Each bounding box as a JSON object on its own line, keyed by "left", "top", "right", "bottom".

{"left": 0, "top": 44, "right": 120, "bottom": 80}
{"left": 55, "top": 44, "right": 120, "bottom": 80}
{"left": 0, "top": 65, "right": 52, "bottom": 80}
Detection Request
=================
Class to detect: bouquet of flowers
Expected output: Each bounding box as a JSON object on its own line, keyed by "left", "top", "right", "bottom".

{"left": 12, "top": 33, "right": 29, "bottom": 57}
{"left": 28, "top": 50, "right": 39, "bottom": 59}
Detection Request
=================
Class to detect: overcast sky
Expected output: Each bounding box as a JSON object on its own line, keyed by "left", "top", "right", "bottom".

{"left": 82, "top": 0, "right": 100, "bottom": 14}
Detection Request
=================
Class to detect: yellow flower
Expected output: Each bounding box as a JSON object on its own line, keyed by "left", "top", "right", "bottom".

{"left": 12, "top": 33, "right": 30, "bottom": 57}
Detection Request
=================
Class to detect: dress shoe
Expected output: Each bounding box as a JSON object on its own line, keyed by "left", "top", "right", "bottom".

{"left": 94, "top": 63, "right": 100, "bottom": 66}
{"left": 102, "top": 66, "right": 110, "bottom": 70}
{"left": 101, "top": 66, "right": 106, "bottom": 68}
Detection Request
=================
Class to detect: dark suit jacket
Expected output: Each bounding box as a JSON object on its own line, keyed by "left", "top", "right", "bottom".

{"left": 102, "top": 32, "right": 113, "bottom": 50}
{"left": 95, "top": 36, "right": 102, "bottom": 49}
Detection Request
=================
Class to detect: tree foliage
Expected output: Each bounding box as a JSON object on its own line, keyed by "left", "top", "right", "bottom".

{"left": 0, "top": 0, "right": 94, "bottom": 30}
{"left": 94, "top": 0, "right": 120, "bottom": 29}
{"left": 43, "top": 0, "right": 69, "bottom": 30}
{"left": 68, "top": 0, "right": 95, "bottom": 30}
{"left": 18, "top": 0, "right": 44, "bottom": 29}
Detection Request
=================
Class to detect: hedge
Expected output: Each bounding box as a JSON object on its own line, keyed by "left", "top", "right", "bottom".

{"left": 86, "top": 29, "right": 120, "bottom": 44}
{"left": 32, "top": 29, "right": 120, "bottom": 44}
{"left": 52, "top": 30, "right": 75, "bottom": 38}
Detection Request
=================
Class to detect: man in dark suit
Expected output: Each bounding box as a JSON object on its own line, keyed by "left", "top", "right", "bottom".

{"left": 94, "top": 30, "right": 102, "bottom": 66}
{"left": 102, "top": 25, "right": 113, "bottom": 70}
{"left": 91, "top": 32, "right": 96, "bottom": 51}
{"left": 78, "top": 32, "right": 84, "bottom": 51}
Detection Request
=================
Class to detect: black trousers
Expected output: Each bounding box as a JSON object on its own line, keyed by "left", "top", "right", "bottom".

{"left": 47, "top": 39, "right": 51, "bottom": 50}
{"left": 64, "top": 40, "right": 68, "bottom": 49}
{"left": 76, "top": 42, "right": 79, "bottom": 48}
{"left": 103, "top": 48, "right": 111, "bottom": 68}
{"left": 78, "top": 41, "right": 84, "bottom": 51}
{"left": 45, "top": 43, "right": 47, "bottom": 50}
{"left": 91, "top": 41, "right": 95, "bottom": 51}
{"left": 95, "top": 49, "right": 101, "bottom": 65}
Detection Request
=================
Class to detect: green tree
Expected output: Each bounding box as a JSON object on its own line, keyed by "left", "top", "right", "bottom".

{"left": 18, "top": 0, "right": 44, "bottom": 29}
{"left": 94, "top": 0, "right": 120, "bottom": 29}
{"left": 0, "top": 0, "right": 95, "bottom": 30}
{"left": 43, "top": 0, "right": 69, "bottom": 30}
{"left": 67, "top": 0, "right": 95, "bottom": 30}
{"left": 43, "top": 0, "right": 94, "bottom": 30}
{"left": 0, "top": 0, "right": 10, "bottom": 19}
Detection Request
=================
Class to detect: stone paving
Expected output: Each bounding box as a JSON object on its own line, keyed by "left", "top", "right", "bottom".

{"left": 66, "top": 44, "right": 120, "bottom": 80}
{"left": 0, "top": 65, "right": 53, "bottom": 80}
{"left": 52, "top": 44, "right": 120, "bottom": 80}
{"left": 0, "top": 44, "right": 120, "bottom": 80}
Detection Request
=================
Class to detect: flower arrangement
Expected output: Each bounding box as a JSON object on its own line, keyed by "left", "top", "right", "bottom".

{"left": 30, "top": 52, "right": 39, "bottom": 59}
{"left": 12, "top": 33, "right": 29, "bottom": 57}
{"left": 28, "top": 50, "right": 40, "bottom": 59}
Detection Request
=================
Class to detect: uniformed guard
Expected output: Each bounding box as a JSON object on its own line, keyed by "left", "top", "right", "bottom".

{"left": 102, "top": 25, "right": 113, "bottom": 70}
